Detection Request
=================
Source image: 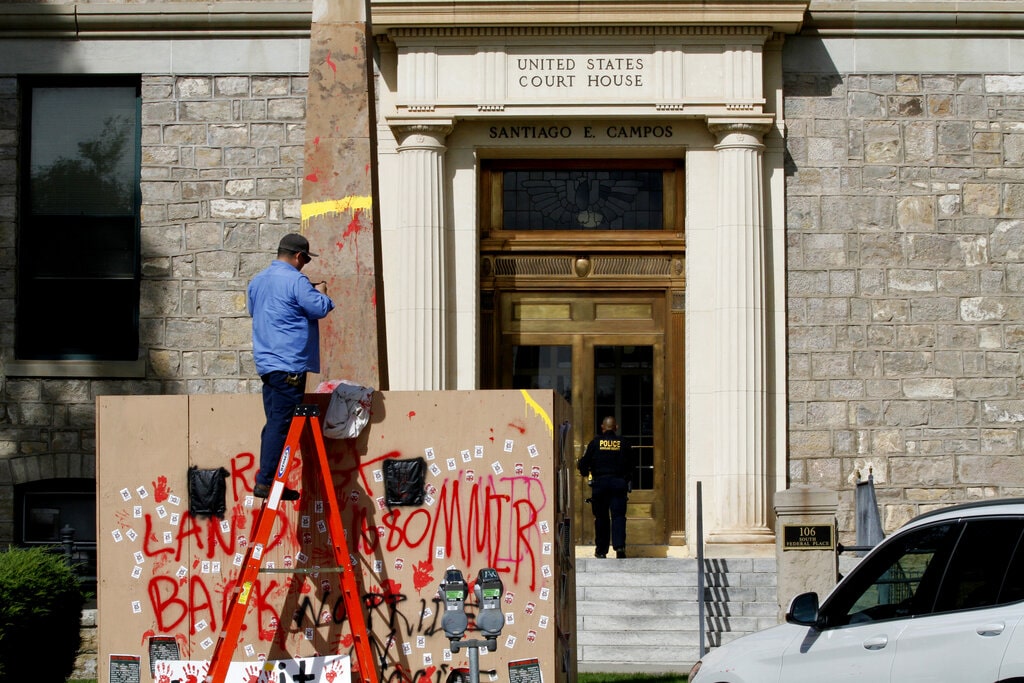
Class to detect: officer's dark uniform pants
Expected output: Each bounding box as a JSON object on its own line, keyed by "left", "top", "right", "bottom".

{"left": 590, "top": 477, "right": 628, "bottom": 554}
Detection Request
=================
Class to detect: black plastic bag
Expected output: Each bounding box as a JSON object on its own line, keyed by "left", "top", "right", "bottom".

{"left": 188, "top": 466, "right": 229, "bottom": 518}
{"left": 383, "top": 458, "right": 426, "bottom": 507}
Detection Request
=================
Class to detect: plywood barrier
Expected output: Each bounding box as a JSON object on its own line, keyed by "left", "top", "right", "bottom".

{"left": 97, "top": 390, "right": 574, "bottom": 683}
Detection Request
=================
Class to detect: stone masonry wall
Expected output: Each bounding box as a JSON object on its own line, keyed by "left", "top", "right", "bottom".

{"left": 785, "top": 72, "right": 1024, "bottom": 542}
{"left": 0, "top": 74, "right": 308, "bottom": 544}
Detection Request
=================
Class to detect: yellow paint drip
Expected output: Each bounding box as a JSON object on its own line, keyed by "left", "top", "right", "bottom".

{"left": 301, "top": 196, "right": 374, "bottom": 226}
{"left": 520, "top": 389, "right": 554, "bottom": 436}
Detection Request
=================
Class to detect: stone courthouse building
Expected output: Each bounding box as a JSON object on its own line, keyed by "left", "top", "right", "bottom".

{"left": 4, "top": 0, "right": 1024, "bottom": 671}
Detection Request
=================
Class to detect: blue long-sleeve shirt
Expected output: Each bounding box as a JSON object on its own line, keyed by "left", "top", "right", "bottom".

{"left": 247, "top": 260, "right": 334, "bottom": 376}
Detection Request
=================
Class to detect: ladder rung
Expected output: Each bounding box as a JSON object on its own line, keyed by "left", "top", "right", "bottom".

{"left": 259, "top": 567, "right": 347, "bottom": 574}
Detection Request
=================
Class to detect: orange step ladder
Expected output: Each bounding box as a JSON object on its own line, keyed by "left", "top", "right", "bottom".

{"left": 204, "top": 404, "right": 379, "bottom": 683}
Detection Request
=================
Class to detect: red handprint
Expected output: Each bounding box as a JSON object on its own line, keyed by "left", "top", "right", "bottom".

{"left": 152, "top": 475, "right": 171, "bottom": 503}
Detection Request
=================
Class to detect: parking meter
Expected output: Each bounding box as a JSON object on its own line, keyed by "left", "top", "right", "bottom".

{"left": 440, "top": 569, "right": 469, "bottom": 639}
{"left": 473, "top": 568, "right": 504, "bottom": 638}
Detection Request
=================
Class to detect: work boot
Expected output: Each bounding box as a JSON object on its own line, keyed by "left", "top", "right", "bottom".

{"left": 615, "top": 548, "right": 627, "bottom": 559}
{"left": 594, "top": 550, "right": 607, "bottom": 559}
{"left": 253, "top": 483, "right": 300, "bottom": 502}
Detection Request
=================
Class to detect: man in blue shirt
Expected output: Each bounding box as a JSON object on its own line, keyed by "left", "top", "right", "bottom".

{"left": 247, "top": 233, "right": 335, "bottom": 501}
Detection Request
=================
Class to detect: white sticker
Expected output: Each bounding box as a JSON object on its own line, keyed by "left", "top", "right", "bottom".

{"left": 220, "top": 520, "right": 231, "bottom": 533}
{"left": 539, "top": 587, "right": 550, "bottom": 601}
{"left": 133, "top": 506, "right": 143, "bottom": 519}
{"left": 315, "top": 500, "right": 324, "bottom": 513}
{"left": 461, "top": 449, "right": 472, "bottom": 463}
{"left": 136, "top": 486, "right": 149, "bottom": 499}
{"left": 539, "top": 615, "right": 550, "bottom": 628}
{"left": 131, "top": 600, "right": 142, "bottom": 614}
{"left": 504, "top": 612, "right": 514, "bottom": 625}
{"left": 156, "top": 505, "right": 167, "bottom": 519}
{"left": 265, "top": 561, "right": 275, "bottom": 569}
{"left": 491, "top": 462, "right": 504, "bottom": 475}
{"left": 446, "top": 458, "right": 457, "bottom": 471}
{"left": 171, "top": 513, "right": 181, "bottom": 526}
{"left": 168, "top": 494, "right": 181, "bottom": 506}
{"left": 301, "top": 515, "right": 311, "bottom": 528}
{"left": 505, "top": 635, "right": 517, "bottom": 649}
{"left": 541, "top": 564, "right": 552, "bottom": 578}
{"left": 163, "top": 531, "right": 173, "bottom": 544}
{"left": 253, "top": 544, "right": 264, "bottom": 560}
{"left": 422, "top": 607, "right": 432, "bottom": 619}
{"left": 480, "top": 645, "right": 490, "bottom": 655}
{"left": 244, "top": 496, "right": 254, "bottom": 508}
{"left": 195, "top": 619, "right": 208, "bottom": 633}
{"left": 539, "top": 521, "right": 550, "bottom": 534}
{"left": 443, "top": 649, "right": 452, "bottom": 662}
{"left": 504, "top": 439, "right": 514, "bottom": 453}
{"left": 489, "top": 673, "right": 498, "bottom": 682}
{"left": 176, "top": 566, "right": 188, "bottom": 579}
{"left": 126, "top": 529, "right": 138, "bottom": 542}
{"left": 425, "top": 494, "right": 435, "bottom": 506}
{"left": 305, "top": 628, "right": 314, "bottom": 641}
{"left": 202, "top": 561, "right": 211, "bottom": 574}
{"left": 528, "top": 444, "right": 539, "bottom": 458}
{"left": 424, "top": 653, "right": 433, "bottom": 666}
{"left": 317, "top": 520, "right": 327, "bottom": 533}
{"left": 212, "top": 562, "right": 221, "bottom": 574}
{"left": 435, "top": 546, "right": 446, "bottom": 559}
{"left": 233, "top": 554, "right": 244, "bottom": 567}
{"left": 297, "top": 552, "right": 308, "bottom": 564}
{"left": 373, "top": 469, "right": 383, "bottom": 482}
{"left": 133, "top": 551, "right": 145, "bottom": 564}
{"left": 416, "top": 636, "right": 426, "bottom": 648}
{"left": 112, "top": 529, "right": 123, "bottom": 542}
{"left": 425, "top": 447, "right": 436, "bottom": 460}
{"left": 120, "top": 488, "right": 132, "bottom": 502}
{"left": 373, "top": 560, "right": 383, "bottom": 573}
{"left": 542, "top": 542, "right": 552, "bottom": 555}
{"left": 474, "top": 445, "right": 484, "bottom": 458}
{"left": 131, "top": 566, "right": 142, "bottom": 579}
{"left": 376, "top": 497, "right": 387, "bottom": 510}
{"left": 200, "top": 637, "right": 213, "bottom": 650}
{"left": 429, "top": 464, "right": 442, "bottom": 477}
{"left": 402, "top": 643, "right": 412, "bottom": 655}
{"left": 244, "top": 644, "right": 255, "bottom": 657}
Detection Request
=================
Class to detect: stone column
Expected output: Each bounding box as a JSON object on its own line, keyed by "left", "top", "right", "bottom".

{"left": 706, "top": 117, "right": 775, "bottom": 545}
{"left": 389, "top": 121, "right": 453, "bottom": 389}
{"left": 774, "top": 486, "right": 839, "bottom": 619}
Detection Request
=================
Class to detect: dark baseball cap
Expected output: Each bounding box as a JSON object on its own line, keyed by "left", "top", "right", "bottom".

{"left": 278, "top": 233, "right": 318, "bottom": 258}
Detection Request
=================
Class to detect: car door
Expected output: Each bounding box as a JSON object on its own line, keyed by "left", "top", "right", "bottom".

{"left": 780, "top": 521, "right": 962, "bottom": 683}
{"left": 890, "top": 517, "right": 1024, "bottom": 682}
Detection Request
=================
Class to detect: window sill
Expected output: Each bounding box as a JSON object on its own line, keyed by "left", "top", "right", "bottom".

{"left": 5, "top": 357, "right": 146, "bottom": 378}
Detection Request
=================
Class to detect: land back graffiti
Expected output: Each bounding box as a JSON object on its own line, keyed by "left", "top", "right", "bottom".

{"left": 96, "top": 391, "right": 575, "bottom": 683}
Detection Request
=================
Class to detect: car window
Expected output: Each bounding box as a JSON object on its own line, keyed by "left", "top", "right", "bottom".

{"left": 932, "top": 517, "right": 1024, "bottom": 613}
{"left": 821, "top": 522, "right": 960, "bottom": 627}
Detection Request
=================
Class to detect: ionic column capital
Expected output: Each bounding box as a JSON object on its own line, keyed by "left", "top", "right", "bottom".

{"left": 707, "top": 116, "right": 774, "bottom": 147}
{"left": 388, "top": 118, "right": 454, "bottom": 148}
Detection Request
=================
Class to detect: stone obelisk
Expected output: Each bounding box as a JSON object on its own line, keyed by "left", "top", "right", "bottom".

{"left": 299, "top": 0, "right": 387, "bottom": 390}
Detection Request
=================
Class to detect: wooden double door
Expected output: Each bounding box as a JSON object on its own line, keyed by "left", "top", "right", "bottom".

{"left": 489, "top": 291, "right": 670, "bottom": 549}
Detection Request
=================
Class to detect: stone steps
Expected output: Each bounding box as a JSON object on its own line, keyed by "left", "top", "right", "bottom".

{"left": 575, "top": 557, "right": 778, "bottom": 674}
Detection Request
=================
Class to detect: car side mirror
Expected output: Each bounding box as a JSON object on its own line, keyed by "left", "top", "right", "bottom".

{"left": 786, "top": 592, "right": 820, "bottom": 627}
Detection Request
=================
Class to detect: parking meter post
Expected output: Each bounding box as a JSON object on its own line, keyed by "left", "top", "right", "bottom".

{"left": 441, "top": 568, "right": 504, "bottom": 683}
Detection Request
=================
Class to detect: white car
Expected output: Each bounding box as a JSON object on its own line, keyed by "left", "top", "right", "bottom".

{"left": 689, "top": 499, "right": 1024, "bottom": 682}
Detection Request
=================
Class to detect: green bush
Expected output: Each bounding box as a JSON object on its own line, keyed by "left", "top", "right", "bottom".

{"left": 0, "top": 546, "right": 84, "bottom": 682}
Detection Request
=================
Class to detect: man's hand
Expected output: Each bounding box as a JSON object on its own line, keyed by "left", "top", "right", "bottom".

{"left": 314, "top": 281, "right": 328, "bottom": 294}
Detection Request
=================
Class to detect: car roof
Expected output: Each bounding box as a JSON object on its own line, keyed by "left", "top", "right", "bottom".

{"left": 905, "top": 497, "right": 1024, "bottom": 528}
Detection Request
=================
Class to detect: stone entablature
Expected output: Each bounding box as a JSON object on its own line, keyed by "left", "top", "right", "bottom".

{"left": 383, "top": 26, "right": 775, "bottom": 116}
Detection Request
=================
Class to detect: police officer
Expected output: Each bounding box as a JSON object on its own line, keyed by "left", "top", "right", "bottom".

{"left": 578, "top": 416, "right": 633, "bottom": 558}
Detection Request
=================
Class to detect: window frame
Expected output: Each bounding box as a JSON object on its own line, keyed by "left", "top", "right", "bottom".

{"left": 479, "top": 158, "right": 685, "bottom": 252}
{"left": 14, "top": 75, "right": 143, "bottom": 373}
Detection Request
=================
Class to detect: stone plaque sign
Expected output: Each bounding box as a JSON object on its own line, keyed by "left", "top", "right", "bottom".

{"left": 782, "top": 524, "right": 835, "bottom": 551}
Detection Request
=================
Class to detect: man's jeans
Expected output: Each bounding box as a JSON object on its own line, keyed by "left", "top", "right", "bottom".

{"left": 258, "top": 371, "right": 306, "bottom": 486}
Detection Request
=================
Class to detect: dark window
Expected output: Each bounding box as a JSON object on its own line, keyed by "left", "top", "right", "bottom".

{"left": 933, "top": 517, "right": 1024, "bottom": 612}
{"left": 17, "top": 479, "right": 97, "bottom": 604}
{"left": 821, "top": 522, "right": 960, "bottom": 627}
{"left": 481, "top": 159, "right": 683, "bottom": 233}
{"left": 18, "top": 78, "right": 141, "bottom": 361}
